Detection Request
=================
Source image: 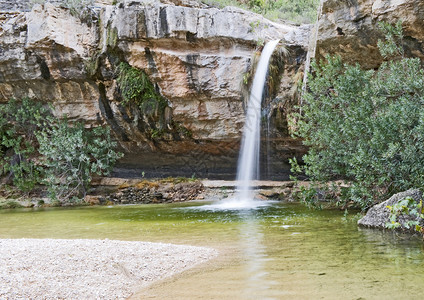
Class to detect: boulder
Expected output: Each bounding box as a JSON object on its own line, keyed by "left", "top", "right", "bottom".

{"left": 84, "top": 195, "right": 101, "bottom": 205}
{"left": 358, "top": 189, "right": 423, "bottom": 230}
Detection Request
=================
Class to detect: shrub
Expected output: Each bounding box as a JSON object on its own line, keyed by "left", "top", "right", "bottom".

{"left": 115, "top": 62, "right": 192, "bottom": 140}
{"left": 292, "top": 22, "right": 424, "bottom": 210}
{"left": 0, "top": 98, "right": 122, "bottom": 202}
{"left": 0, "top": 99, "right": 51, "bottom": 191}
{"left": 386, "top": 197, "right": 424, "bottom": 232}
{"left": 116, "top": 62, "right": 168, "bottom": 113}
{"left": 37, "top": 119, "right": 122, "bottom": 201}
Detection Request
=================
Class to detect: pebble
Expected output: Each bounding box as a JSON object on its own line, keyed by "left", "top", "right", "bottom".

{"left": 0, "top": 239, "right": 218, "bottom": 299}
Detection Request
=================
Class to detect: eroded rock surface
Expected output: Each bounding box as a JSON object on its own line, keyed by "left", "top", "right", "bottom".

{"left": 0, "top": 0, "right": 309, "bottom": 179}
{"left": 103, "top": 180, "right": 204, "bottom": 204}
{"left": 0, "top": 3, "right": 99, "bottom": 124}
{"left": 314, "top": 0, "right": 424, "bottom": 69}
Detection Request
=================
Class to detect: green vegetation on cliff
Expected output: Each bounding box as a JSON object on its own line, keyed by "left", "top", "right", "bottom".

{"left": 201, "top": 0, "right": 320, "bottom": 24}
{"left": 116, "top": 62, "right": 168, "bottom": 114}
{"left": 292, "top": 22, "right": 424, "bottom": 210}
{"left": 30, "top": 0, "right": 95, "bottom": 16}
{"left": 0, "top": 99, "right": 49, "bottom": 191}
{"left": 0, "top": 99, "right": 121, "bottom": 202}
{"left": 115, "top": 62, "right": 192, "bottom": 141}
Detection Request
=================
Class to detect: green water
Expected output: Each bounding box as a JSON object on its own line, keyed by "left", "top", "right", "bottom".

{"left": 1, "top": 202, "right": 423, "bottom": 299}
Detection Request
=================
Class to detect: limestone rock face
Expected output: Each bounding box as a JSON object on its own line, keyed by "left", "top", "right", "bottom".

{"left": 314, "top": 0, "right": 424, "bottom": 69}
{"left": 99, "top": 1, "right": 309, "bottom": 141}
{"left": 0, "top": 3, "right": 100, "bottom": 124}
{"left": 0, "top": 0, "right": 310, "bottom": 179}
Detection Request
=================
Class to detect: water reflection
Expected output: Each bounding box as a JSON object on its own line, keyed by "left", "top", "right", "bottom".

{"left": 1, "top": 202, "right": 424, "bottom": 299}
{"left": 238, "top": 212, "right": 274, "bottom": 299}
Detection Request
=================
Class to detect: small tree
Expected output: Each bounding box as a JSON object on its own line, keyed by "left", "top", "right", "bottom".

{"left": 0, "top": 99, "right": 51, "bottom": 191}
{"left": 292, "top": 22, "right": 424, "bottom": 209}
{"left": 37, "top": 120, "right": 122, "bottom": 202}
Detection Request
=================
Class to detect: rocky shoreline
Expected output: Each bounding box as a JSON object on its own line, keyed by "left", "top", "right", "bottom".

{"left": 0, "top": 178, "right": 298, "bottom": 209}
{"left": 0, "top": 238, "right": 218, "bottom": 299}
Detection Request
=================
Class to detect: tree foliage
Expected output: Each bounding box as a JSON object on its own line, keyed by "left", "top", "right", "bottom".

{"left": 37, "top": 120, "right": 122, "bottom": 201}
{"left": 0, "top": 99, "right": 50, "bottom": 191}
{"left": 292, "top": 22, "right": 424, "bottom": 209}
{"left": 0, "top": 98, "right": 121, "bottom": 202}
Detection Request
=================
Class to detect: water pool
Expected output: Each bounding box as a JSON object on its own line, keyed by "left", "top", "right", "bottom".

{"left": 0, "top": 202, "right": 423, "bottom": 299}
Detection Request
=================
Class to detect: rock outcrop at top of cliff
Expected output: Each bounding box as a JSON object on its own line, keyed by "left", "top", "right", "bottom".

{"left": 0, "top": 0, "right": 310, "bottom": 179}
{"left": 314, "top": 0, "right": 424, "bottom": 69}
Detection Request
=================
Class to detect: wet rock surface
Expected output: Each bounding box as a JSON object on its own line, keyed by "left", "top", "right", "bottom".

{"left": 96, "top": 180, "right": 204, "bottom": 204}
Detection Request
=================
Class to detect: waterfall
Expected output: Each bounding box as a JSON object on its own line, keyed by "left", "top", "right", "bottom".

{"left": 196, "top": 40, "right": 280, "bottom": 211}
{"left": 235, "top": 39, "right": 280, "bottom": 202}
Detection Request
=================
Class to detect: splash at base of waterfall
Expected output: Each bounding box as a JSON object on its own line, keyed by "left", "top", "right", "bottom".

{"left": 201, "top": 198, "right": 273, "bottom": 211}
{"left": 193, "top": 197, "right": 276, "bottom": 211}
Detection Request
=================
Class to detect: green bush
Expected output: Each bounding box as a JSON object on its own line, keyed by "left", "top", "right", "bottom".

{"left": 0, "top": 99, "right": 50, "bottom": 191}
{"left": 292, "top": 22, "right": 424, "bottom": 210}
{"left": 386, "top": 197, "right": 424, "bottom": 232}
{"left": 116, "top": 62, "right": 168, "bottom": 114}
{"left": 37, "top": 119, "right": 122, "bottom": 201}
{"left": 0, "top": 98, "right": 122, "bottom": 202}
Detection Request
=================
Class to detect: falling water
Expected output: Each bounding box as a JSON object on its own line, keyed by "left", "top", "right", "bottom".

{"left": 197, "top": 40, "right": 280, "bottom": 211}
{"left": 235, "top": 39, "right": 280, "bottom": 203}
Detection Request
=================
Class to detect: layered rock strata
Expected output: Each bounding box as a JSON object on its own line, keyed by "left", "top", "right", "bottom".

{"left": 314, "top": 0, "right": 424, "bottom": 69}
{"left": 0, "top": 0, "right": 310, "bottom": 179}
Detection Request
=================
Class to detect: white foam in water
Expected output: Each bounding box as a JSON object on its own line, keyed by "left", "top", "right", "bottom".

{"left": 199, "top": 197, "right": 274, "bottom": 211}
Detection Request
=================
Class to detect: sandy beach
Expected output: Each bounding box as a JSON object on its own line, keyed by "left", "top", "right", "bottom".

{"left": 0, "top": 239, "right": 218, "bottom": 299}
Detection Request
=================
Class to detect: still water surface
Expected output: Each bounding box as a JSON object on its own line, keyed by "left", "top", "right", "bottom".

{"left": 0, "top": 201, "right": 423, "bottom": 299}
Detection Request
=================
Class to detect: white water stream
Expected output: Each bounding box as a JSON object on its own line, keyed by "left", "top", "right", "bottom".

{"left": 234, "top": 39, "right": 280, "bottom": 204}
{"left": 197, "top": 40, "right": 280, "bottom": 211}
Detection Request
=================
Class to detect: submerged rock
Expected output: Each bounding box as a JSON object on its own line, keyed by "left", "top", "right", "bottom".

{"left": 358, "top": 189, "right": 423, "bottom": 231}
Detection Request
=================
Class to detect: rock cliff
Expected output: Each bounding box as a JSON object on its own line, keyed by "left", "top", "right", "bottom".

{"left": 0, "top": 0, "right": 310, "bottom": 179}
{"left": 314, "top": 0, "right": 424, "bottom": 69}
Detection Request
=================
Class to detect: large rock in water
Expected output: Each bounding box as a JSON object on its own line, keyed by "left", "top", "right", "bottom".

{"left": 358, "top": 189, "right": 423, "bottom": 231}
{"left": 0, "top": 0, "right": 310, "bottom": 179}
{"left": 314, "top": 0, "right": 424, "bottom": 69}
